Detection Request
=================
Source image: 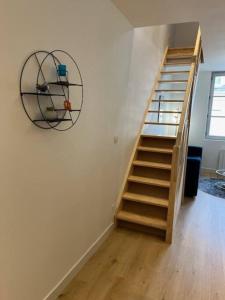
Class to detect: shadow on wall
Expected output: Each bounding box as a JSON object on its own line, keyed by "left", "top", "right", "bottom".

{"left": 171, "top": 22, "right": 199, "bottom": 48}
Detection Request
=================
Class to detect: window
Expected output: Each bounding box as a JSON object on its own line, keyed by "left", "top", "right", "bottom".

{"left": 206, "top": 72, "right": 225, "bottom": 139}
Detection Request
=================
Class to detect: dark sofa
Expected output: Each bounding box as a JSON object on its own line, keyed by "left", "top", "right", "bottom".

{"left": 184, "top": 146, "right": 203, "bottom": 197}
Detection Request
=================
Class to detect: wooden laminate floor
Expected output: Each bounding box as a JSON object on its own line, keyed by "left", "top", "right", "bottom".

{"left": 59, "top": 190, "right": 225, "bottom": 300}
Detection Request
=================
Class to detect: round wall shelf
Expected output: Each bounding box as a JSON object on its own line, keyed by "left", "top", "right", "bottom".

{"left": 20, "top": 50, "right": 83, "bottom": 131}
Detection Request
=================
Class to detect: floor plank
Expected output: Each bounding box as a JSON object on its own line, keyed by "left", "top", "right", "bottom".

{"left": 59, "top": 190, "right": 225, "bottom": 300}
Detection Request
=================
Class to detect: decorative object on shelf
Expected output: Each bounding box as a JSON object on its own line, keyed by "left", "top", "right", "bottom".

{"left": 44, "top": 106, "right": 58, "bottom": 120}
{"left": 20, "top": 50, "right": 83, "bottom": 131}
{"left": 57, "top": 64, "right": 67, "bottom": 77}
{"left": 64, "top": 100, "right": 71, "bottom": 111}
{"left": 36, "top": 82, "right": 49, "bottom": 93}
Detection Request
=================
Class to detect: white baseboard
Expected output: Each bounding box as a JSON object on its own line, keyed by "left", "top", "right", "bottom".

{"left": 43, "top": 222, "right": 115, "bottom": 300}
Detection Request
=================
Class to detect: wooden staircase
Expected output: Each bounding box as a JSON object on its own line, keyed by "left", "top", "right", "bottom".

{"left": 115, "top": 29, "right": 203, "bottom": 243}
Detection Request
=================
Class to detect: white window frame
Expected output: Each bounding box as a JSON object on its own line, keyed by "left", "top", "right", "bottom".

{"left": 206, "top": 71, "right": 225, "bottom": 140}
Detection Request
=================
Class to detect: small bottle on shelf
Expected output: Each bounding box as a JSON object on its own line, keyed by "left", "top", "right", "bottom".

{"left": 64, "top": 100, "right": 72, "bottom": 111}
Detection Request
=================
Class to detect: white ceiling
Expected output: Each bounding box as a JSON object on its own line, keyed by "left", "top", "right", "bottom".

{"left": 112, "top": 0, "right": 225, "bottom": 71}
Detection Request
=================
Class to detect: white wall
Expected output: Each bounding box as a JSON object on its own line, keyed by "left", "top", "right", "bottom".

{"left": 0, "top": 1, "right": 173, "bottom": 299}
{"left": 189, "top": 72, "right": 211, "bottom": 147}
{"left": 121, "top": 25, "right": 174, "bottom": 152}
{"left": 172, "top": 22, "right": 199, "bottom": 47}
{"left": 189, "top": 71, "right": 225, "bottom": 170}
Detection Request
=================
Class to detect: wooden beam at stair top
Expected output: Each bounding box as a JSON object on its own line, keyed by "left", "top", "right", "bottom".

{"left": 144, "top": 121, "right": 179, "bottom": 126}
{"left": 117, "top": 210, "right": 167, "bottom": 230}
{"left": 167, "top": 47, "right": 194, "bottom": 55}
{"left": 128, "top": 175, "right": 170, "bottom": 188}
{"left": 133, "top": 160, "right": 172, "bottom": 170}
{"left": 168, "top": 46, "right": 194, "bottom": 50}
{"left": 148, "top": 110, "right": 182, "bottom": 114}
{"left": 122, "top": 192, "right": 169, "bottom": 208}
{"left": 137, "top": 146, "right": 173, "bottom": 154}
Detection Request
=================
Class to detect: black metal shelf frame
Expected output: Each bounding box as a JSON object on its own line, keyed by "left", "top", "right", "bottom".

{"left": 21, "top": 92, "right": 65, "bottom": 97}
{"left": 33, "top": 118, "right": 72, "bottom": 123}
{"left": 20, "top": 50, "right": 84, "bottom": 131}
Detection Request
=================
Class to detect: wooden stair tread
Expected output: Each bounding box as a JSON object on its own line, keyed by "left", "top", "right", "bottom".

{"left": 128, "top": 175, "right": 170, "bottom": 188}
{"left": 149, "top": 110, "right": 182, "bottom": 114}
{"left": 158, "top": 80, "right": 188, "bottom": 83}
{"left": 144, "top": 121, "right": 179, "bottom": 126}
{"left": 166, "top": 55, "right": 193, "bottom": 59}
{"left": 161, "top": 71, "right": 189, "bottom": 74}
{"left": 164, "top": 62, "right": 191, "bottom": 65}
{"left": 152, "top": 99, "right": 184, "bottom": 103}
{"left": 117, "top": 210, "right": 167, "bottom": 230}
{"left": 137, "top": 146, "right": 173, "bottom": 154}
{"left": 141, "top": 134, "right": 176, "bottom": 140}
{"left": 133, "top": 160, "right": 172, "bottom": 170}
{"left": 123, "top": 192, "right": 169, "bottom": 207}
{"left": 168, "top": 47, "right": 194, "bottom": 50}
{"left": 155, "top": 89, "right": 186, "bottom": 92}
